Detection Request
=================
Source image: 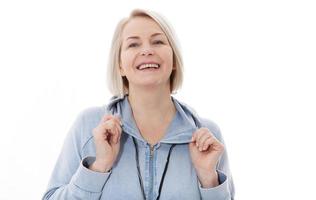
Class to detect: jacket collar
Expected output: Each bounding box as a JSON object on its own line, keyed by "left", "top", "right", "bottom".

{"left": 105, "top": 95, "right": 202, "bottom": 144}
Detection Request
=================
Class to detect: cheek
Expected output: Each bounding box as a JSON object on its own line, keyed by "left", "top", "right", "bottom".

{"left": 161, "top": 47, "right": 173, "bottom": 66}
{"left": 120, "top": 51, "right": 135, "bottom": 68}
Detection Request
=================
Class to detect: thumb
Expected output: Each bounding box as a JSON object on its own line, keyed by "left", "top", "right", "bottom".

{"left": 103, "top": 132, "right": 112, "bottom": 149}
{"left": 188, "top": 141, "right": 196, "bottom": 150}
{"left": 103, "top": 134, "right": 111, "bottom": 149}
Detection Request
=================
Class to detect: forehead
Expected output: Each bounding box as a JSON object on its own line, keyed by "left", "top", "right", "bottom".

{"left": 121, "top": 16, "right": 165, "bottom": 39}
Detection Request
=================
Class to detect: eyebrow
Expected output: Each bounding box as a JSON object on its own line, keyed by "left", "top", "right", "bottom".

{"left": 126, "top": 32, "right": 164, "bottom": 41}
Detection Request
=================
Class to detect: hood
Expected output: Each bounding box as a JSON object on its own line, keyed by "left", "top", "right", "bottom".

{"left": 105, "top": 95, "right": 203, "bottom": 144}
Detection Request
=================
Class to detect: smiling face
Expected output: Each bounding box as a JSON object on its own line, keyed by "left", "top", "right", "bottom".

{"left": 119, "top": 16, "right": 175, "bottom": 91}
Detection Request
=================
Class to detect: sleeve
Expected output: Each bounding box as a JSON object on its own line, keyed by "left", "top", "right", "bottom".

{"left": 198, "top": 119, "right": 235, "bottom": 200}
{"left": 42, "top": 109, "right": 111, "bottom": 200}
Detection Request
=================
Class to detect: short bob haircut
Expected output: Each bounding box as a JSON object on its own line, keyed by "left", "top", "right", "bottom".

{"left": 106, "top": 9, "right": 184, "bottom": 98}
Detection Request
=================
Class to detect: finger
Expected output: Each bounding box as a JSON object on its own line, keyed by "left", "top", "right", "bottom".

{"left": 104, "top": 129, "right": 111, "bottom": 142}
{"left": 191, "top": 131, "right": 201, "bottom": 146}
{"left": 104, "top": 118, "right": 122, "bottom": 144}
{"left": 102, "top": 114, "right": 113, "bottom": 122}
{"left": 113, "top": 123, "right": 121, "bottom": 144}
{"left": 110, "top": 115, "right": 122, "bottom": 125}
{"left": 198, "top": 133, "right": 212, "bottom": 151}
{"left": 202, "top": 137, "right": 215, "bottom": 151}
{"left": 102, "top": 119, "right": 114, "bottom": 130}
{"left": 112, "top": 117, "right": 122, "bottom": 143}
{"left": 191, "top": 130, "right": 201, "bottom": 144}
{"left": 102, "top": 120, "right": 117, "bottom": 137}
{"left": 112, "top": 125, "right": 118, "bottom": 144}
{"left": 110, "top": 121, "right": 120, "bottom": 144}
{"left": 116, "top": 123, "right": 122, "bottom": 142}
{"left": 102, "top": 114, "right": 121, "bottom": 126}
{"left": 211, "top": 138, "right": 225, "bottom": 151}
{"left": 191, "top": 132, "right": 197, "bottom": 142}
{"left": 203, "top": 136, "right": 224, "bottom": 151}
{"left": 94, "top": 127, "right": 110, "bottom": 145}
{"left": 195, "top": 129, "right": 208, "bottom": 147}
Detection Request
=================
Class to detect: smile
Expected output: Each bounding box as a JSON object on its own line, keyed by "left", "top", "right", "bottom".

{"left": 136, "top": 63, "right": 160, "bottom": 70}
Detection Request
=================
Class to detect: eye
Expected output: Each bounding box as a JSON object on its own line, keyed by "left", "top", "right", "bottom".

{"left": 128, "top": 43, "right": 139, "bottom": 48}
{"left": 153, "top": 40, "right": 164, "bottom": 45}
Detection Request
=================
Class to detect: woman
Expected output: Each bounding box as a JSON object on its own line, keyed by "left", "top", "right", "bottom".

{"left": 43, "top": 9, "right": 235, "bottom": 200}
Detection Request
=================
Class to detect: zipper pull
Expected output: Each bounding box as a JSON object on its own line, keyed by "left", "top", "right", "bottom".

{"left": 150, "top": 145, "right": 154, "bottom": 157}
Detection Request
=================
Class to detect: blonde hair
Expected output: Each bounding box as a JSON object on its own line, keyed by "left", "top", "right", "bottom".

{"left": 106, "top": 9, "right": 184, "bottom": 98}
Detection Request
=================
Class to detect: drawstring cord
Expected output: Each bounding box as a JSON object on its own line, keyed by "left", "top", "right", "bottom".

{"left": 132, "top": 136, "right": 176, "bottom": 200}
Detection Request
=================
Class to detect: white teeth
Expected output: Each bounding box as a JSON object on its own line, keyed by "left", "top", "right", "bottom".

{"left": 138, "top": 63, "right": 159, "bottom": 70}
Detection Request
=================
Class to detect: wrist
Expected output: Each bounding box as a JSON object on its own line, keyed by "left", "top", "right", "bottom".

{"left": 89, "top": 161, "right": 112, "bottom": 173}
{"left": 196, "top": 168, "right": 219, "bottom": 188}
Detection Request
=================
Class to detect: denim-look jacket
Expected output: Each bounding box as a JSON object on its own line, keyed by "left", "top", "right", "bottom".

{"left": 43, "top": 95, "right": 235, "bottom": 200}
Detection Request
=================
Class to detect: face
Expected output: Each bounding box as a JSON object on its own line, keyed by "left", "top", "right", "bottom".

{"left": 119, "top": 16, "right": 174, "bottom": 91}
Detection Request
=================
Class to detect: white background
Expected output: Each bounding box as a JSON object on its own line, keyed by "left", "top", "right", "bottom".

{"left": 0, "top": 0, "right": 315, "bottom": 199}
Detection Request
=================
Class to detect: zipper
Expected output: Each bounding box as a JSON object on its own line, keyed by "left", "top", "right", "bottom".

{"left": 150, "top": 145, "right": 154, "bottom": 158}
{"left": 148, "top": 144, "right": 155, "bottom": 200}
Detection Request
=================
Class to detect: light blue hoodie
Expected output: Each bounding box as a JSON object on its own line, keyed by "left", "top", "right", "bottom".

{"left": 43, "top": 95, "right": 235, "bottom": 200}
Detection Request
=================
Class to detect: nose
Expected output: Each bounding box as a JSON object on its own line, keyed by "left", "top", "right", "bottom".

{"left": 140, "top": 46, "right": 154, "bottom": 56}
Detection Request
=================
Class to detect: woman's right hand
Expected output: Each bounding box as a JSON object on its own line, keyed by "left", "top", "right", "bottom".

{"left": 89, "top": 114, "right": 122, "bottom": 173}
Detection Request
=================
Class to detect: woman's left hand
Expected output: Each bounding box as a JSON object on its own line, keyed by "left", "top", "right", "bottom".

{"left": 189, "top": 128, "right": 225, "bottom": 187}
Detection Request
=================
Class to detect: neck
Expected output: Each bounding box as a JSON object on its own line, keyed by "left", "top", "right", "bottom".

{"left": 127, "top": 84, "right": 176, "bottom": 122}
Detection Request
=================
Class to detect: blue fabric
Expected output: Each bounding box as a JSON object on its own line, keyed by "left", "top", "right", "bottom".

{"left": 42, "top": 95, "right": 235, "bottom": 199}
